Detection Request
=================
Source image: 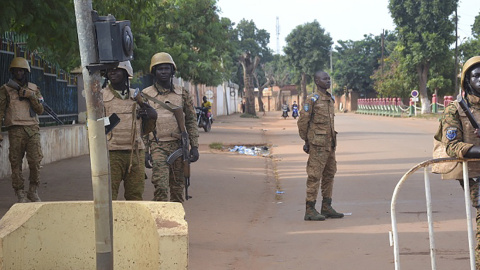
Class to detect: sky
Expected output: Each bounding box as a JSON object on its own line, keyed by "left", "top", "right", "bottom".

{"left": 216, "top": 0, "right": 480, "bottom": 54}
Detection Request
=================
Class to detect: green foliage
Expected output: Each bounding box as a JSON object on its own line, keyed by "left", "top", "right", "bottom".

{"left": 209, "top": 142, "right": 224, "bottom": 150}
{"left": 229, "top": 19, "right": 274, "bottom": 91}
{"left": 473, "top": 12, "right": 480, "bottom": 38}
{"left": 333, "top": 33, "right": 389, "bottom": 97}
{"left": 0, "top": 0, "right": 79, "bottom": 71}
{"left": 284, "top": 20, "right": 332, "bottom": 80}
{"left": 459, "top": 38, "right": 480, "bottom": 62}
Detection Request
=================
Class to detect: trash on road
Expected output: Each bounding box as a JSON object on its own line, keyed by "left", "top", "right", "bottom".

{"left": 229, "top": 145, "right": 270, "bottom": 157}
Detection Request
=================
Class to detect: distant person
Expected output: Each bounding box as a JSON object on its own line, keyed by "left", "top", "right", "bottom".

{"left": 241, "top": 101, "right": 245, "bottom": 113}
{"left": 201, "top": 96, "right": 212, "bottom": 118}
{"left": 0, "top": 57, "right": 44, "bottom": 202}
{"left": 297, "top": 70, "right": 344, "bottom": 221}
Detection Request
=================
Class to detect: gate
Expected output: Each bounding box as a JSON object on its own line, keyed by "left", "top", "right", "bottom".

{"left": 390, "top": 158, "right": 480, "bottom": 270}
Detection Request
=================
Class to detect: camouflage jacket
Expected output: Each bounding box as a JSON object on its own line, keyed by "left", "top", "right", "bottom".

{"left": 297, "top": 90, "right": 336, "bottom": 150}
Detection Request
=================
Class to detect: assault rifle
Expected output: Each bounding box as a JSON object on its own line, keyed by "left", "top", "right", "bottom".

{"left": 7, "top": 79, "right": 64, "bottom": 125}
{"left": 457, "top": 95, "right": 480, "bottom": 129}
{"left": 166, "top": 106, "right": 192, "bottom": 200}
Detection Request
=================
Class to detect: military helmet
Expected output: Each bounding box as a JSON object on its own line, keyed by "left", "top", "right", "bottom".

{"left": 461, "top": 56, "right": 480, "bottom": 94}
{"left": 9, "top": 57, "right": 31, "bottom": 72}
{"left": 116, "top": 61, "right": 133, "bottom": 78}
{"left": 149, "top": 52, "right": 176, "bottom": 73}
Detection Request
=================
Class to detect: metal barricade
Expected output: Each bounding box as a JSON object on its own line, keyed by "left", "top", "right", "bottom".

{"left": 390, "top": 157, "right": 480, "bottom": 270}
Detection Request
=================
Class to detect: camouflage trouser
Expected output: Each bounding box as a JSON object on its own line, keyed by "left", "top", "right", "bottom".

{"left": 8, "top": 125, "right": 43, "bottom": 191}
{"left": 306, "top": 144, "right": 337, "bottom": 202}
{"left": 151, "top": 140, "right": 185, "bottom": 203}
{"left": 109, "top": 150, "right": 145, "bottom": 200}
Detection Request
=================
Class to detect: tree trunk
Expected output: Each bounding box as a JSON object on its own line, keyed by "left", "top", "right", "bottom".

{"left": 417, "top": 62, "right": 431, "bottom": 114}
{"left": 239, "top": 52, "right": 261, "bottom": 115}
{"left": 301, "top": 73, "right": 307, "bottom": 105}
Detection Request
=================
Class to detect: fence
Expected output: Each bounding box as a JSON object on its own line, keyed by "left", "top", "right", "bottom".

{"left": 356, "top": 95, "right": 454, "bottom": 117}
{"left": 0, "top": 32, "right": 78, "bottom": 126}
{"left": 390, "top": 158, "right": 479, "bottom": 270}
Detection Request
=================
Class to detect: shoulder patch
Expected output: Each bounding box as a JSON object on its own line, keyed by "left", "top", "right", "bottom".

{"left": 311, "top": 94, "right": 319, "bottom": 102}
{"left": 445, "top": 127, "right": 458, "bottom": 141}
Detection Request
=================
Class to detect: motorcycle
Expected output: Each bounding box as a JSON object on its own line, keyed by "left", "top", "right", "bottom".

{"left": 281, "top": 106, "right": 289, "bottom": 119}
{"left": 195, "top": 106, "right": 213, "bottom": 132}
{"left": 292, "top": 106, "right": 299, "bottom": 119}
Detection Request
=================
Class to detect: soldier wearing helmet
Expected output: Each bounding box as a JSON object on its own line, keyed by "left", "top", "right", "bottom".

{"left": 436, "top": 56, "right": 480, "bottom": 267}
{"left": 0, "top": 57, "right": 45, "bottom": 202}
{"left": 102, "top": 61, "right": 157, "bottom": 200}
{"left": 142, "top": 52, "right": 199, "bottom": 202}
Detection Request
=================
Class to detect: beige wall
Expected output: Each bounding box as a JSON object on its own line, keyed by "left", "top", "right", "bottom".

{"left": 0, "top": 201, "right": 188, "bottom": 270}
{"left": 0, "top": 125, "right": 89, "bottom": 179}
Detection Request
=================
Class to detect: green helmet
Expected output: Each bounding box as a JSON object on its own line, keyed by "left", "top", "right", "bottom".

{"left": 9, "top": 57, "right": 30, "bottom": 72}
{"left": 149, "top": 52, "right": 176, "bottom": 73}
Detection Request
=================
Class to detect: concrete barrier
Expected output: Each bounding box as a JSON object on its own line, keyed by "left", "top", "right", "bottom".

{"left": 0, "top": 125, "right": 89, "bottom": 179}
{"left": 0, "top": 201, "right": 188, "bottom": 270}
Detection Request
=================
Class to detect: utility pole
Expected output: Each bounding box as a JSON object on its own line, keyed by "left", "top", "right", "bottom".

{"left": 73, "top": 1, "right": 114, "bottom": 269}
{"left": 381, "top": 29, "right": 385, "bottom": 75}
{"left": 276, "top": 17, "right": 280, "bottom": 55}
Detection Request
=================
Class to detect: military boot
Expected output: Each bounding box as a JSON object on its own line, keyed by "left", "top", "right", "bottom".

{"left": 321, "top": 197, "right": 344, "bottom": 218}
{"left": 15, "top": 190, "right": 28, "bottom": 203}
{"left": 27, "top": 184, "right": 41, "bottom": 202}
{"left": 304, "top": 200, "right": 325, "bottom": 221}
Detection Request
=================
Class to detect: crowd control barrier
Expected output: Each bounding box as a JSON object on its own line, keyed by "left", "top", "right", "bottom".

{"left": 357, "top": 98, "right": 408, "bottom": 117}
{"left": 390, "top": 158, "right": 480, "bottom": 270}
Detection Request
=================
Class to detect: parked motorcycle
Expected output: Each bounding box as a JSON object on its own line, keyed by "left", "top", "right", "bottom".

{"left": 292, "top": 106, "right": 299, "bottom": 119}
{"left": 281, "top": 105, "right": 289, "bottom": 119}
{"left": 195, "top": 106, "right": 213, "bottom": 132}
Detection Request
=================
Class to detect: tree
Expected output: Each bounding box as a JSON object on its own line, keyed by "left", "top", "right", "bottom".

{"left": 284, "top": 20, "right": 332, "bottom": 105}
{"left": 473, "top": 12, "right": 480, "bottom": 38}
{"left": 389, "top": 0, "right": 457, "bottom": 113}
{"left": 229, "top": 19, "right": 273, "bottom": 115}
{"left": 333, "top": 34, "right": 390, "bottom": 98}
{"left": 239, "top": 52, "right": 261, "bottom": 115}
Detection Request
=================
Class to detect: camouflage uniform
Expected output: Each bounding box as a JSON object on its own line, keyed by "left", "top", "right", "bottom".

{"left": 103, "top": 84, "right": 155, "bottom": 200}
{"left": 297, "top": 91, "right": 337, "bottom": 202}
{"left": 0, "top": 80, "right": 44, "bottom": 201}
{"left": 142, "top": 83, "right": 198, "bottom": 202}
{"left": 438, "top": 56, "right": 480, "bottom": 267}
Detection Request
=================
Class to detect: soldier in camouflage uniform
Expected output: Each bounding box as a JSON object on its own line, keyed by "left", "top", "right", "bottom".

{"left": 297, "top": 70, "right": 344, "bottom": 221}
{"left": 437, "top": 56, "right": 480, "bottom": 267}
{"left": 142, "top": 52, "right": 199, "bottom": 203}
{"left": 0, "top": 57, "right": 44, "bottom": 203}
{"left": 103, "top": 61, "right": 157, "bottom": 200}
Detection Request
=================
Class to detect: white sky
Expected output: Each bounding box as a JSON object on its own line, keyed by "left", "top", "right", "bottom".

{"left": 217, "top": 0, "right": 480, "bottom": 54}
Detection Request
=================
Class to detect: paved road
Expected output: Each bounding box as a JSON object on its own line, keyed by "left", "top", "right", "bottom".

{"left": 0, "top": 111, "right": 473, "bottom": 269}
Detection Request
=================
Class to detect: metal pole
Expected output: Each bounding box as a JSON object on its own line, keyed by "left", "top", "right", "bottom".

{"left": 462, "top": 161, "right": 476, "bottom": 270}
{"left": 423, "top": 168, "right": 437, "bottom": 270}
{"left": 73, "top": 1, "right": 114, "bottom": 269}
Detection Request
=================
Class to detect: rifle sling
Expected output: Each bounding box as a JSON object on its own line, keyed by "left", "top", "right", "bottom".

{"left": 142, "top": 93, "right": 178, "bottom": 112}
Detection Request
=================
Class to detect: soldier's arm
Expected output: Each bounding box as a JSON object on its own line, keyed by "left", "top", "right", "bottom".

{"left": 183, "top": 89, "right": 199, "bottom": 148}
{"left": 297, "top": 99, "right": 313, "bottom": 141}
{"left": 28, "top": 85, "right": 44, "bottom": 115}
{"left": 139, "top": 96, "right": 157, "bottom": 135}
{"left": 442, "top": 103, "right": 472, "bottom": 158}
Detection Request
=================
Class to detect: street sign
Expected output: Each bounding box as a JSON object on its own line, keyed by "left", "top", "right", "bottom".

{"left": 206, "top": 90, "right": 213, "bottom": 99}
{"left": 411, "top": 90, "right": 419, "bottom": 98}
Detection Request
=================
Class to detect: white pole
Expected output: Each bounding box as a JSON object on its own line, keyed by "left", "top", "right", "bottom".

{"left": 462, "top": 161, "right": 476, "bottom": 270}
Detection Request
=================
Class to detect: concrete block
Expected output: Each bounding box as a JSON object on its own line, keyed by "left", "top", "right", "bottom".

{"left": 0, "top": 201, "right": 188, "bottom": 270}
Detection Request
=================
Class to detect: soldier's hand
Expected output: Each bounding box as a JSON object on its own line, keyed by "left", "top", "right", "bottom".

{"left": 475, "top": 129, "right": 480, "bottom": 138}
{"left": 190, "top": 147, "right": 199, "bottom": 162}
{"left": 303, "top": 143, "right": 309, "bottom": 154}
{"left": 18, "top": 88, "right": 35, "bottom": 99}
